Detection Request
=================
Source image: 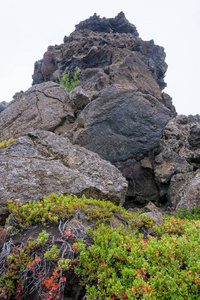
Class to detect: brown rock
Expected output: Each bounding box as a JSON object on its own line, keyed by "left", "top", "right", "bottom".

{"left": 41, "top": 51, "right": 57, "bottom": 81}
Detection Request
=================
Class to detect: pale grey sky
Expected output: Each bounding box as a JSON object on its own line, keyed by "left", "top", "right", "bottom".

{"left": 0, "top": 0, "right": 200, "bottom": 115}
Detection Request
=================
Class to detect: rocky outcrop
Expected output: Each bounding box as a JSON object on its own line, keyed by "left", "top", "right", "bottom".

{"left": 3, "top": 12, "right": 200, "bottom": 212}
{"left": 0, "top": 12, "right": 177, "bottom": 209}
{"left": 0, "top": 130, "right": 127, "bottom": 224}
{"left": 31, "top": 12, "right": 177, "bottom": 207}
{"left": 74, "top": 12, "right": 139, "bottom": 35}
{"left": 32, "top": 12, "right": 175, "bottom": 116}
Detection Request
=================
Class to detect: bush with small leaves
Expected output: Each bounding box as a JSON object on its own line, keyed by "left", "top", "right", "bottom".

{"left": 2, "top": 194, "right": 200, "bottom": 299}
{"left": 74, "top": 220, "right": 200, "bottom": 299}
{"left": 57, "top": 67, "right": 80, "bottom": 92}
{"left": 6, "top": 193, "right": 153, "bottom": 230}
{"left": 44, "top": 245, "right": 60, "bottom": 260}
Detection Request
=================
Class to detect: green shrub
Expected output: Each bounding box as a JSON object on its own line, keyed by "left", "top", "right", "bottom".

{"left": 58, "top": 67, "right": 80, "bottom": 92}
{"left": 44, "top": 245, "right": 60, "bottom": 260}
{"left": 3, "top": 194, "right": 200, "bottom": 299}
{"left": 173, "top": 206, "right": 200, "bottom": 220}
{"left": 74, "top": 220, "right": 200, "bottom": 299}
{"left": 28, "top": 230, "right": 49, "bottom": 248}
{"left": 0, "top": 245, "right": 31, "bottom": 298}
{"left": 6, "top": 193, "right": 152, "bottom": 230}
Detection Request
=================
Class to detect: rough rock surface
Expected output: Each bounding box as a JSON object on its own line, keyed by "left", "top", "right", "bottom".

{"left": 32, "top": 12, "right": 173, "bottom": 99}
{"left": 0, "top": 101, "right": 8, "bottom": 113}
{"left": 154, "top": 115, "right": 200, "bottom": 183}
{"left": 0, "top": 12, "right": 177, "bottom": 208}
{"left": 118, "top": 114, "right": 200, "bottom": 209}
{"left": 72, "top": 86, "right": 171, "bottom": 164}
{"left": 0, "top": 82, "right": 74, "bottom": 142}
{"left": 168, "top": 172, "right": 200, "bottom": 211}
{"left": 0, "top": 130, "right": 127, "bottom": 224}
{"left": 5, "top": 12, "right": 200, "bottom": 211}
{"left": 31, "top": 13, "right": 176, "bottom": 207}
{"left": 152, "top": 114, "right": 200, "bottom": 209}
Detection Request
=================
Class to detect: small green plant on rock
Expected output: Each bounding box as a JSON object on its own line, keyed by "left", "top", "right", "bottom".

{"left": 6, "top": 193, "right": 152, "bottom": 230}
{"left": 57, "top": 67, "right": 80, "bottom": 92}
{"left": 0, "top": 138, "right": 16, "bottom": 149}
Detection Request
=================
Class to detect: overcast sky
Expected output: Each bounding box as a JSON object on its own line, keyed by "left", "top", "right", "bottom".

{"left": 0, "top": 0, "right": 200, "bottom": 115}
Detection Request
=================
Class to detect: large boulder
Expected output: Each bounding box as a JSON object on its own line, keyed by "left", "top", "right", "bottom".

{"left": 0, "top": 82, "right": 74, "bottom": 142}
{"left": 0, "top": 130, "right": 127, "bottom": 224}
{"left": 72, "top": 86, "right": 171, "bottom": 164}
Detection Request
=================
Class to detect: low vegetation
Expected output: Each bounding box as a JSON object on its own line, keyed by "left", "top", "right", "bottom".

{"left": 57, "top": 67, "right": 80, "bottom": 92}
{"left": 0, "top": 194, "right": 200, "bottom": 299}
{"left": 0, "top": 138, "right": 16, "bottom": 149}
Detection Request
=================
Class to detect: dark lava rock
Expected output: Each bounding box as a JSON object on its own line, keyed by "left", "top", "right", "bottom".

{"left": 72, "top": 86, "right": 171, "bottom": 164}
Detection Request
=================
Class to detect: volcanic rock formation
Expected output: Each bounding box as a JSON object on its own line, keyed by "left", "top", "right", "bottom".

{"left": 1, "top": 12, "right": 199, "bottom": 212}
{"left": 1, "top": 13, "right": 200, "bottom": 300}
{"left": 30, "top": 12, "right": 177, "bottom": 208}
